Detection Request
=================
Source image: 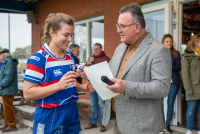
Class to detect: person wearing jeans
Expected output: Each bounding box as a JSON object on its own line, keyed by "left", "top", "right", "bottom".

{"left": 84, "top": 43, "right": 110, "bottom": 132}
{"left": 165, "top": 84, "right": 180, "bottom": 125}
{"left": 90, "top": 90, "right": 105, "bottom": 124}
{"left": 181, "top": 39, "right": 200, "bottom": 134}
{"left": 162, "top": 34, "right": 181, "bottom": 133}
{"left": 187, "top": 100, "right": 200, "bottom": 131}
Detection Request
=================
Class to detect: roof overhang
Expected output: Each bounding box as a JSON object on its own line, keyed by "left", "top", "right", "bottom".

{"left": 0, "top": 0, "right": 42, "bottom": 14}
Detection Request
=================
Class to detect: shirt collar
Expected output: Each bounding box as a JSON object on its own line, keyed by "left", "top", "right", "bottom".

{"left": 125, "top": 31, "right": 148, "bottom": 49}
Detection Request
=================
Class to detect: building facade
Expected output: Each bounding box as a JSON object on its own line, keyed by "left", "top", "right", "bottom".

{"left": 31, "top": 0, "right": 200, "bottom": 128}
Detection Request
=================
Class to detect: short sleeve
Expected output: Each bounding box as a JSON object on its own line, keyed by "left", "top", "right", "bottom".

{"left": 24, "top": 52, "right": 46, "bottom": 84}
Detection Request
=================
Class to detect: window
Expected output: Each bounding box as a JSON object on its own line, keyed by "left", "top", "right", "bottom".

{"left": 144, "top": 10, "right": 165, "bottom": 43}
{"left": 73, "top": 16, "right": 104, "bottom": 64}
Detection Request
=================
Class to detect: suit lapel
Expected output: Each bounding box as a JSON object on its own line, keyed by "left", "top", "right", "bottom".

{"left": 120, "top": 33, "right": 153, "bottom": 79}
{"left": 113, "top": 44, "right": 127, "bottom": 78}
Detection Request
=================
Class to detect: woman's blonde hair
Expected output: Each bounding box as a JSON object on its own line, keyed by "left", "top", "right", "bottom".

{"left": 162, "top": 34, "right": 178, "bottom": 58}
{"left": 186, "top": 40, "right": 195, "bottom": 52}
{"left": 41, "top": 13, "right": 74, "bottom": 45}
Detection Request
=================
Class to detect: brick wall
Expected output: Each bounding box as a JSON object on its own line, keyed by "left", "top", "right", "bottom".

{"left": 32, "top": 0, "right": 149, "bottom": 99}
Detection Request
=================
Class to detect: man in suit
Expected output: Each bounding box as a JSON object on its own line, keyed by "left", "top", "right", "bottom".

{"left": 78, "top": 3, "right": 171, "bottom": 134}
{"left": 101, "top": 3, "right": 172, "bottom": 134}
{"left": 68, "top": 44, "right": 82, "bottom": 84}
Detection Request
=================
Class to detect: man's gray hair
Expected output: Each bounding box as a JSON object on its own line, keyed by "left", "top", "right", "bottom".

{"left": 2, "top": 53, "right": 11, "bottom": 58}
{"left": 119, "top": 3, "right": 146, "bottom": 28}
{"left": 68, "top": 44, "right": 80, "bottom": 52}
{"left": 94, "top": 43, "right": 102, "bottom": 49}
{"left": 0, "top": 48, "right": 11, "bottom": 58}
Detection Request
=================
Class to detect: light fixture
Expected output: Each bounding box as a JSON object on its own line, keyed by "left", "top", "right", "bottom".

{"left": 191, "top": 33, "right": 194, "bottom": 36}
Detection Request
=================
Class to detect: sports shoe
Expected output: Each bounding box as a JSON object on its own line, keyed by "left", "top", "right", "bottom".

{"left": 197, "top": 131, "right": 200, "bottom": 134}
{"left": 186, "top": 130, "right": 193, "bottom": 134}
{"left": 159, "top": 130, "right": 163, "bottom": 134}
{"left": 167, "top": 125, "right": 173, "bottom": 133}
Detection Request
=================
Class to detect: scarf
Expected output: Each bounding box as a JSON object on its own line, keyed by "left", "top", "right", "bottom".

{"left": 195, "top": 47, "right": 200, "bottom": 57}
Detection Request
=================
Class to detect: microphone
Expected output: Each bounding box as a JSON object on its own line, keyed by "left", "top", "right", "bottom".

{"left": 101, "top": 75, "right": 115, "bottom": 85}
{"left": 75, "top": 64, "right": 84, "bottom": 71}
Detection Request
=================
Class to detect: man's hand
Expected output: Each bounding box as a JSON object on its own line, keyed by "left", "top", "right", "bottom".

{"left": 0, "top": 87, "right": 2, "bottom": 90}
{"left": 105, "top": 78, "right": 126, "bottom": 93}
{"left": 86, "top": 59, "right": 92, "bottom": 66}
{"left": 189, "top": 93, "right": 193, "bottom": 96}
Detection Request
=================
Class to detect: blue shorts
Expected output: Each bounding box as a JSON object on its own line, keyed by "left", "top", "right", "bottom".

{"left": 33, "top": 102, "right": 81, "bottom": 134}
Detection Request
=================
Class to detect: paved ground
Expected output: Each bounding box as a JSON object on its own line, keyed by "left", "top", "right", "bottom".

{"left": 0, "top": 117, "right": 193, "bottom": 134}
{"left": 0, "top": 110, "right": 195, "bottom": 134}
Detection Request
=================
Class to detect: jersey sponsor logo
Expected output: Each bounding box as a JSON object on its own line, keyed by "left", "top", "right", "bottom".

{"left": 54, "top": 69, "right": 63, "bottom": 76}
{"left": 30, "top": 56, "right": 40, "bottom": 61}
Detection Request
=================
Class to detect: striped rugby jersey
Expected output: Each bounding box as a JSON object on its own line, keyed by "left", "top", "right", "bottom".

{"left": 24, "top": 43, "right": 78, "bottom": 108}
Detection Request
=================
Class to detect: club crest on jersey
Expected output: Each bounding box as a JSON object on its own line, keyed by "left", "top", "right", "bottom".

{"left": 54, "top": 69, "right": 63, "bottom": 76}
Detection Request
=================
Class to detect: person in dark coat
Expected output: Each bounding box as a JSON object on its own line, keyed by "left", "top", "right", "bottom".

{"left": 0, "top": 48, "right": 18, "bottom": 133}
{"left": 162, "top": 34, "right": 181, "bottom": 133}
{"left": 68, "top": 44, "right": 82, "bottom": 84}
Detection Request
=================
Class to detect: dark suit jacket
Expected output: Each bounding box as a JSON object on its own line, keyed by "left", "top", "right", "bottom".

{"left": 171, "top": 51, "right": 181, "bottom": 85}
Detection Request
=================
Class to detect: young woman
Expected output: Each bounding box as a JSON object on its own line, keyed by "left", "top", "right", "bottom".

{"left": 162, "top": 34, "right": 181, "bottom": 133}
{"left": 23, "top": 13, "right": 93, "bottom": 134}
{"left": 182, "top": 39, "right": 200, "bottom": 134}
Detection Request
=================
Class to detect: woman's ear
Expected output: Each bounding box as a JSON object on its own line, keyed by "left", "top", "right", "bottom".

{"left": 49, "top": 29, "right": 54, "bottom": 38}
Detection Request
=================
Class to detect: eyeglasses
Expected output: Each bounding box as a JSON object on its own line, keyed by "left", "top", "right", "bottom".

{"left": 116, "top": 23, "right": 136, "bottom": 31}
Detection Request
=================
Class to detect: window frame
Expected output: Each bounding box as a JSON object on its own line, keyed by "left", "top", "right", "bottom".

{"left": 73, "top": 16, "right": 104, "bottom": 64}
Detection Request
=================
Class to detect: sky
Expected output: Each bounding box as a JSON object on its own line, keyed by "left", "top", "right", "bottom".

{"left": 0, "top": 13, "right": 31, "bottom": 53}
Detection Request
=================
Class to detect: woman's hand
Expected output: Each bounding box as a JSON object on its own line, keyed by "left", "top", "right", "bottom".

{"left": 56, "top": 71, "right": 77, "bottom": 90}
{"left": 76, "top": 66, "right": 88, "bottom": 80}
{"left": 83, "top": 82, "right": 95, "bottom": 92}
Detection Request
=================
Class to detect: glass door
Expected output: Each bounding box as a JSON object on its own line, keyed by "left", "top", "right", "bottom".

{"left": 173, "top": 0, "right": 199, "bottom": 127}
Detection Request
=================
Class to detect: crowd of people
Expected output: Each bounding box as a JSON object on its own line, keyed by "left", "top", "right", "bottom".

{"left": 0, "top": 2, "right": 199, "bottom": 134}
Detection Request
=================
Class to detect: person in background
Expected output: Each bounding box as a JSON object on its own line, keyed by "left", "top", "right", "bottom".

{"left": 181, "top": 39, "right": 200, "bottom": 134}
{"left": 161, "top": 34, "right": 181, "bottom": 133}
{"left": 84, "top": 43, "right": 110, "bottom": 132}
{"left": 0, "top": 48, "right": 18, "bottom": 133}
{"left": 69, "top": 44, "right": 82, "bottom": 84}
{"left": 23, "top": 13, "right": 94, "bottom": 134}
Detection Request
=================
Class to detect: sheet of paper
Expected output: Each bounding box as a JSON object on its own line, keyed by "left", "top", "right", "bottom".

{"left": 84, "top": 61, "right": 119, "bottom": 100}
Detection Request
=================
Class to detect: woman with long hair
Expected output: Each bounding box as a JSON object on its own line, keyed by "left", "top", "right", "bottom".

{"left": 182, "top": 39, "right": 200, "bottom": 134}
{"left": 23, "top": 13, "right": 93, "bottom": 134}
{"left": 162, "top": 34, "right": 181, "bottom": 133}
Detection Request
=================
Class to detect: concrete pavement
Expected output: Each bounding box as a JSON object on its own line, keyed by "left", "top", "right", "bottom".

{"left": 0, "top": 117, "right": 191, "bottom": 134}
